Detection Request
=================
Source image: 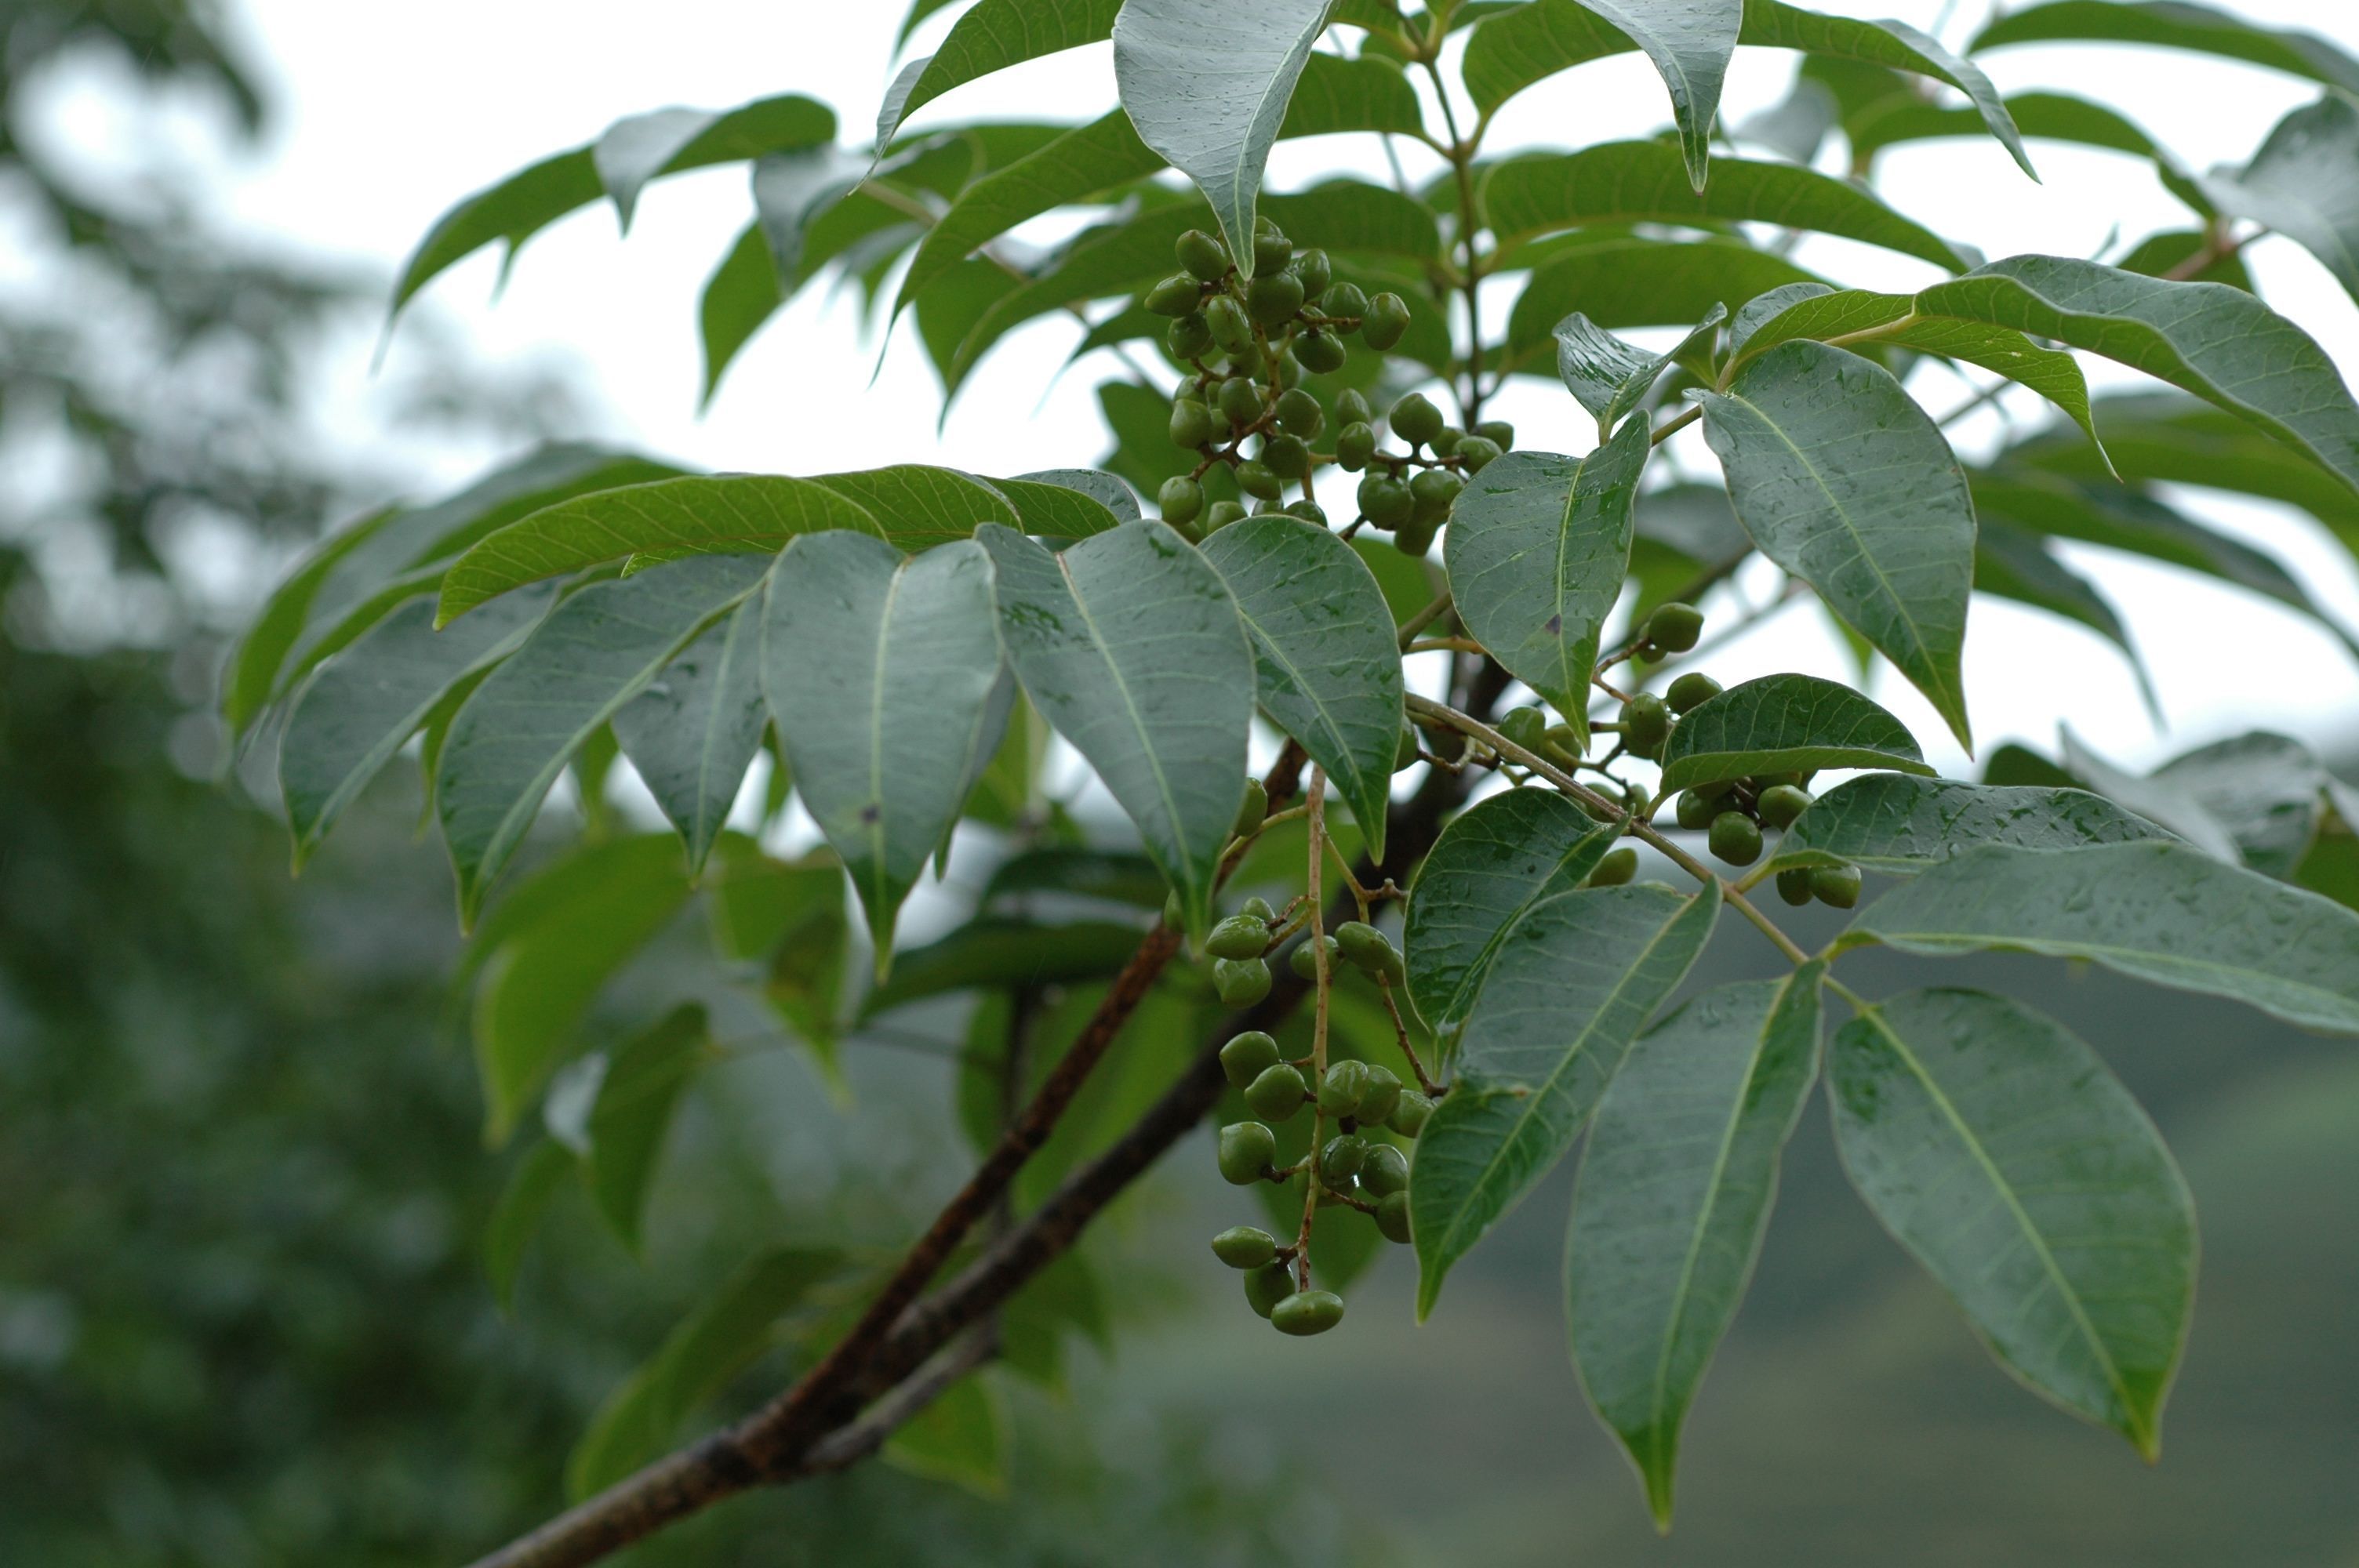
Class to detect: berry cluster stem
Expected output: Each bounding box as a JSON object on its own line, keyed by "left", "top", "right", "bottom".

{"left": 1296, "top": 767, "right": 1332, "bottom": 1290}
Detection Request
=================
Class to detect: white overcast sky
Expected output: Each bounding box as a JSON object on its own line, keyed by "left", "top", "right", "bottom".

{"left": 40, "top": 0, "right": 2359, "bottom": 776}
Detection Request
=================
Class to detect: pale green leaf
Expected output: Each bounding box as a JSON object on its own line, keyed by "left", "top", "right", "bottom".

{"left": 1658, "top": 673, "right": 1932, "bottom": 793}
{"left": 1553, "top": 306, "right": 1727, "bottom": 429}
{"left": 1766, "top": 774, "right": 2175, "bottom": 874}
{"left": 860, "top": 917, "right": 1149, "bottom": 1018}
{"left": 485, "top": 1139, "right": 577, "bottom": 1313}
{"left": 1501, "top": 238, "right": 1825, "bottom": 376}
{"left": 586, "top": 1004, "right": 709, "bottom": 1254}
{"left": 2201, "top": 93, "right": 2359, "bottom": 306}
{"left": 1571, "top": 0, "right": 1744, "bottom": 189}
{"left": 612, "top": 597, "right": 767, "bottom": 875}
{"left": 1973, "top": 520, "right": 2158, "bottom": 716}
{"left": 878, "top": 0, "right": 1122, "bottom": 147}
{"left": 1972, "top": 2, "right": 2359, "bottom": 97}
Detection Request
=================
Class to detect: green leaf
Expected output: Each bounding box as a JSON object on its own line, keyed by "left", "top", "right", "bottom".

{"left": 1973, "top": 519, "right": 2157, "bottom": 717}
{"left": 566, "top": 1247, "right": 849, "bottom": 1500}
{"left": 1840, "top": 840, "right": 2359, "bottom": 1034}
{"left": 762, "top": 533, "right": 1008, "bottom": 968}
{"left": 705, "top": 841, "right": 851, "bottom": 1073}
{"left": 222, "top": 503, "right": 396, "bottom": 734}
{"left": 981, "top": 846, "right": 1166, "bottom": 909}
{"left": 435, "top": 475, "right": 878, "bottom": 628}
{"left": 1198, "top": 517, "right": 1403, "bottom": 858}
{"left": 1849, "top": 90, "right": 2201, "bottom": 210}
{"left": 974, "top": 523, "right": 1252, "bottom": 938}
{"left": 464, "top": 835, "right": 696, "bottom": 1141}
{"left": 484, "top": 1139, "right": 576, "bottom": 1313}
{"left": 2056, "top": 728, "right": 2244, "bottom": 862}
{"left": 987, "top": 472, "right": 1128, "bottom": 538}
{"left": 585, "top": 1004, "right": 709, "bottom": 1254}
{"left": 2201, "top": 93, "right": 2359, "bottom": 305}
{"left": 860, "top": 917, "right": 1149, "bottom": 1018}
{"left": 1412, "top": 881, "right": 1722, "bottom": 1319}
{"left": 2145, "top": 732, "right": 2328, "bottom": 881}
{"left": 1445, "top": 420, "right": 1652, "bottom": 738}
{"left": 698, "top": 224, "right": 782, "bottom": 408}
{"left": 1404, "top": 792, "right": 1619, "bottom": 1035}
{"left": 279, "top": 585, "right": 555, "bottom": 868}
{"left": 1768, "top": 774, "right": 2176, "bottom": 875}
{"left": 1111, "top": 0, "right": 1331, "bottom": 278}
{"left": 883, "top": 1372, "right": 1009, "bottom": 1497}
{"left": 1481, "top": 143, "right": 1973, "bottom": 273}
{"left": 612, "top": 597, "right": 766, "bottom": 875}
{"left": 1566, "top": 969, "right": 1823, "bottom": 1528}
{"left": 1501, "top": 239, "right": 1826, "bottom": 376}
{"left": 1829, "top": 989, "right": 2195, "bottom": 1459}
{"left": 438, "top": 557, "right": 769, "bottom": 924}
{"left": 1972, "top": 1, "right": 2359, "bottom": 97}
{"left": 811, "top": 464, "right": 1023, "bottom": 550}
{"left": 1552, "top": 306, "right": 1727, "bottom": 430}
{"left": 1697, "top": 342, "right": 1977, "bottom": 746}
{"left": 878, "top": 0, "right": 1123, "bottom": 147}
{"left": 1576, "top": 0, "right": 1745, "bottom": 190}
{"left": 1657, "top": 673, "right": 1933, "bottom": 793}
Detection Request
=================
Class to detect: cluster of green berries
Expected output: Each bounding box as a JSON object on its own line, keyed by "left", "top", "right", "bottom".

{"left": 1344, "top": 395, "right": 1516, "bottom": 560}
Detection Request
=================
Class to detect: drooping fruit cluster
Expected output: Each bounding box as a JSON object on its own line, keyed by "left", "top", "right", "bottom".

{"left": 1343, "top": 394, "right": 1516, "bottom": 559}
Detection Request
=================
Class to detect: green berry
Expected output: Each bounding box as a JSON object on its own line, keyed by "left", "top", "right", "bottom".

{"left": 1290, "top": 247, "right": 1332, "bottom": 296}
{"left": 1205, "top": 294, "right": 1254, "bottom": 353}
{"left": 1666, "top": 672, "right": 1722, "bottom": 714}
{"left": 1318, "top": 280, "right": 1368, "bottom": 321}
{"left": 1167, "top": 311, "right": 1213, "bottom": 360}
{"left": 1244, "top": 1062, "right": 1308, "bottom": 1122}
{"left": 1496, "top": 706, "right": 1547, "bottom": 752}
{"left": 1169, "top": 398, "right": 1214, "bottom": 450}
{"left": 1393, "top": 517, "right": 1437, "bottom": 557}
{"left": 1362, "top": 292, "right": 1411, "bottom": 350}
{"left": 1812, "top": 863, "right": 1863, "bottom": 909}
{"left": 1252, "top": 229, "right": 1293, "bottom": 275}
{"left": 1357, "top": 474, "right": 1413, "bottom": 530}
{"left": 1387, "top": 1091, "right": 1433, "bottom": 1138}
{"left": 1408, "top": 467, "right": 1462, "bottom": 524}
{"left": 1292, "top": 328, "right": 1346, "bottom": 374}
{"left": 1218, "top": 376, "right": 1262, "bottom": 426}
{"left": 1589, "top": 846, "right": 1639, "bottom": 887}
{"left": 1757, "top": 783, "right": 1812, "bottom": 830}
{"left": 1334, "top": 921, "right": 1400, "bottom": 982}
{"left": 1247, "top": 270, "right": 1306, "bottom": 328}
{"left": 1245, "top": 1261, "right": 1295, "bottom": 1318}
{"left": 1219, "top": 1029, "right": 1281, "bottom": 1087}
{"left": 1241, "top": 896, "right": 1276, "bottom": 921}
{"left": 1271, "top": 1289, "right": 1345, "bottom": 1336}
{"left": 1335, "top": 422, "right": 1378, "bottom": 472}
{"left": 1318, "top": 1058, "right": 1372, "bottom": 1119}
{"left": 1213, "top": 956, "right": 1274, "bottom": 1007}
{"left": 1286, "top": 499, "right": 1329, "bottom": 528}
{"left": 1176, "top": 228, "right": 1230, "bottom": 281}
{"left": 1675, "top": 789, "right": 1718, "bottom": 832}
{"left": 1236, "top": 462, "right": 1283, "bottom": 501}
{"left": 1455, "top": 435, "right": 1503, "bottom": 471}
{"left": 1542, "top": 721, "right": 1585, "bottom": 762}
{"left": 1622, "top": 691, "right": 1671, "bottom": 755}
{"left": 1206, "top": 913, "right": 1271, "bottom": 960}
{"left": 1709, "top": 811, "right": 1764, "bottom": 867}
{"left": 1321, "top": 1133, "right": 1369, "bottom": 1182}
{"left": 1353, "top": 1063, "right": 1401, "bottom": 1127}
{"left": 1474, "top": 419, "right": 1514, "bottom": 450}
{"left": 1360, "top": 1143, "right": 1409, "bottom": 1198}
{"left": 1233, "top": 778, "right": 1269, "bottom": 837}
{"left": 1261, "top": 434, "right": 1311, "bottom": 479}
{"left": 1274, "top": 387, "right": 1325, "bottom": 438}
{"left": 1216, "top": 1120, "right": 1276, "bottom": 1185}
{"left": 1212, "top": 1225, "right": 1278, "bottom": 1269}
{"left": 1205, "top": 499, "right": 1247, "bottom": 532}
{"left": 1336, "top": 389, "right": 1373, "bottom": 426}
{"left": 1144, "top": 273, "right": 1202, "bottom": 317}
{"left": 1430, "top": 426, "right": 1463, "bottom": 459}
{"left": 1158, "top": 474, "right": 1205, "bottom": 524}
{"left": 1290, "top": 933, "right": 1340, "bottom": 981}
{"left": 1389, "top": 391, "right": 1444, "bottom": 447}
{"left": 1645, "top": 601, "right": 1707, "bottom": 653}
{"left": 1776, "top": 866, "right": 1816, "bottom": 906}
{"left": 1376, "top": 1192, "right": 1412, "bottom": 1244}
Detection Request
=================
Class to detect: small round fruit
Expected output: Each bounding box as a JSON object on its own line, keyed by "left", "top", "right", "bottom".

{"left": 1169, "top": 398, "right": 1215, "bottom": 450}
{"left": 1542, "top": 722, "right": 1585, "bottom": 762}
{"left": 1318, "top": 280, "right": 1367, "bottom": 321}
{"left": 1335, "top": 421, "right": 1377, "bottom": 471}
{"left": 1274, "top": 387, "right": 1325, "bottom": 438}
{"left": 1158, "top": 474, "right": 1205, "bottom": 524}
{"left": 1204, "top": 499, "right": 1247, "bottom": 532}
{"left": 1455, "top": 435, "right": 1503, "bottom": 471}
{"left": 1252, "top": 229, "right": 1293, "bottom": 275}
{"left": 1389, "top": 391, "right": 1444, "bottom": 447}
{"left": 1233, "top": 778, "right": 1270, "bottom": 837}
{"left": 1219, "top": 1029, "right": 1281, "bottom": 1087}
{"left": 1776, "top": 866, "right": 1816, "bottom": 907}
{"left": 1321, "top": 1134, "right": 1369, "bottom": 1181}
{"left": 1474, "top": 419, "right": 1514, "bottom": 450}
{"left": 1176, "top": 227, "right": 1230, "bottom": 281}
{"left": 1235, "top": 462, "right": 1283, "bottom": 501}
{"left": 1709, "top": 811, "right": 1764, "bottom": 867}
{"left": 1205, "top": 294, "right": 1255, "bottom": 353}
{"left": 1290, "top": 932, "right": 1340, "bottom": 980}
{"left": 1812, "top": 864, "right": 1863, "bottom": 909}
{"left": 1645, "top": 601, "right": 1707, "bottom": 653}
{"left": 1245, "top": 1261, "right": 1295, "bottom": 1318}
{"left": 1354, "top": 1063, "right": 1401, "bottom": 1127}
{"left": 1666, "top": 672, "right": 1723, "bottom": 714}
{"left": 1244, "top": 1062, "right": 1309, "bottom": 1122}
{"left": 1394, "top": 518, "right": 1437, "bottom": 557}
{"left": 1289, "top": 247, "right": 1332, "bottom": 297}
{"left": 1335, "top": 920, "right": 1398, "bottom": 980}
{"left": 1675, "top": 788, "right": 1719, "bottom": 832}
{"left": 1166, "top": 311, "right": 1213, "bottom": 360}
{"left": 1387, "top": 1091, "right": 1434, "bottom": 1138}
{"left": 1144, "top": 272, "right": 1202, "bottom": 317}
{"left": 1241, "top": 896, "right": 1276, "bottom": 921}
{"left": 1213, "top": 956, "right": 1274, "bottom": 1007}
{"left": 1336, "top": 388, "right": 1373, "bottom": 426}
{"left": 1408, "top": 468, "right": 1463, "bottom": 524}
{"left": 1360, "top": 1143, "right": 1409, "bottom": 1198}
{"left": 1496, "top": 706, "right": 1547, "bottom": 752}
{"left": 1216, "top": 1120, "right": 1276, "bottom": 1185}
{"left": 1271, "top": 1289, "right": 1345, "bottom": 1336}
{"left": 1292, "top": 328, "right": 1347, "bottom": 373}
{"left": 1218, "top": 376, "right": 1262, "bottom": 426}
{"left": 1357, "top": 474, "right": 1413, "bottom": 530}
{"left": 1212, "top": 1225, "right": 1278, "bottom": 1269}
{"left": 1757, "top": 783, "right": 1812, "bottom": 829}
{"left": 1589, "top": 846, "right": 1639, "bottom": 887}
{"left": 1362, "top": 292, "right": 1411, "bottom": 350}
{"left": 1206, "top": 913, "right": 1271, "bottom": 960}
{"left": 1318, "top": 1058, "right": 1372, "bottom": 1119}
{"left": 1376, "top": 1191, "right": 1412, "bottom": 1243}
{"left": 1247, "top": 270, "right": 1306, "bottom": 328}
{"left": 1260, "top": 434, "right": 1311, "bottom": 479}
{"left": 1430, "top": 426, "right": 1463, "bottom": 458}
{"left": 1621, "top": 692, "right": 1671, "bottom": 754}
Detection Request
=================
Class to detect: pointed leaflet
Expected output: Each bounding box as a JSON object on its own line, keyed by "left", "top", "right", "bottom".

{"left": 761, "top": 533, "right": 1008, "bottom": 970}
{"left": 1974, "top": 520, "right": 2159, "bottom": 715}
{"left": 2145, "top": 731, "right": 2328, "bottom": 881}
{"left": 2059, "top": 728, "right": 2242, "bottom": 861}
{"left": 975, "top": 523, "right": 1252, "bottom": 937}
{"left": 1111, "top": 0, "right": 1332, "bottom": 278}
{"left": 1005, "top": 468, "right": 1138, "bottom": 525}
{"left": 1445, "top": 422, "right": 1651, "bottom": 739}
{"left": 1973, "top": 2, "right": 2359, "bottom": 96}
{"left": 1766, "top": 775, "right": 2175, "bottom": 876}
{"left": 1571, "top": 0, "right": 1743, "bottom": 190}
{"left": 1499, "top": 240, "right": 1824, "bottom": 373}
{"left": 751, "top": 143, "right": 876, "bottom": 274}
{"left": 877, "top": 0, "right": 1123, "bottom": 147}
{"left": 585, "top": 1004, "right": 709, "bottom": 1254}
{"left": 1656, "top": 673, "right": 1932, "bottom": 793}
{"left": 438, "top": 557, "right": 769, "bottom": 924}
{"left": 1567, "top": 970, "right": 1823, "bottom": 1527}
{"left": 1830, "top": 989, "right": 2195, "bottom": 1458}
{"left": 1412, "top": 881, "right": 1722, "bottom": 1319}
{"left": 612, "top": 597, "right": 767, "bottom": 876}
{"left": 2201, "top": 93, "right": 2359, "bottom": 307}
{"left": 1841, "top": 840, "right": 2359, "bottom": 1035}
{"left": 1698, "top": 343, "right": 1976, "bottom": 746}
{"left": 1198, "top": 517, "right": 1403, "bottom": 858}
{"left": 860, "top": 919, "right": 1146, "bottom": 1019}
{"left": 485, "top": 1140, "right": 576, "bottom": 1312}
{"left": 1553, "top": 307, "right": 1728, "bottom": 431}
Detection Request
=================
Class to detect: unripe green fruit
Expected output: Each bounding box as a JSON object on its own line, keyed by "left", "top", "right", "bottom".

{"left": 1274, "top": 387, "right": 1324, "bottom": 438}
{"left": 1408, "top": 467, "right": 1463, "bottom": 524}
{"left": 1362, "top": 292, "right": 1411, "bottom": 350}
{"left": 1145, "top": 273, "right": 1202, "bottom": 317}
{"left": 1158, "top": 475, "right": 1205, "bottom": 524}
{"left": 1235, "top": 462, "right": 1283, "bottom": 501}
{"left": 1335, "top": 920, "right": 1400, "bottom": 982}
{"left": 1387, "top": 1091, "right": 1433, "bottom": 1138}
{"left": 1261, "top": 433, "right": 1311, "bottom": 479}
{"left": 1290, "top": 933, "right": 1340, "bottom": 981}
{"left": 1645, "top": 601, "right": 1707, "bottom": 653}
{"left": 1287, "top": 499, "right": 1329, "bottom": 528}
{"left": 1244, "top": 1062, "right": 1308, "bottom": 1122}
{"left": 1271, "top": 1289, "right": 1345, "bottom": 1336}
{"left": 1666, "top": 672, "right": 1722, "bottom": 714}
{"left": 1220, "top": 1029, "right": 1281, "bottom": 1087}
{"left": 1361, "top": 1143, "right": 1409, "bottom": 1198}
{"left": 1176, "top": 227, "right": 1230, "bottom": 281}
{"left": 1354, "top": 1062, "right": 1401, "bottom": 1127}
{"left": 1212, "top": 1225, "right": 1278, "bottom": 1269}
{"left": 1474, "top": 419, "right": 1515, "bottom": 450}
{"left": 1290, "top": 247, "right": 1332, "bottom": 297}
{"left": 1496, "top": 706, "right": 1547, "bottom": 752}
{"left": 1241, "top": 896, "right": 1276, "bottom": 921}
{"left": 1205, "top": 294, "right": 1255, "bottom": 353}
{"left": 1336, "top": 388, "right": 1373, "bottom": 426}
{"left": 1205, "top": 499, "right": 1247, "bottom": 532}
{"left": 1218, "top": 376, "right": 1262, "bottom": 426}
{"left": 1217, "top": 1120, "right": 1276, "bottom": 1184}
{"left": 1214, "top": 956, "right": 1274, "bottom": 1007}
{"left": 1590, "top": 846, "right": 1639, "bottom": 887}
{"left": 1206, "top": 913, "right": 1271, "bottom": 960}
{"left": 1319, "top": 281, "right": 1368, "bottom": 321}
{"left": 1321, "top": 1134, "right": 1369, "bottom": 1183}
{"left": 1812, "top": 863, "right": 1863, "bottom": 909}
{"left": 1757, "top": 783, "right": 1812, "bottom": 829}
{"left": 1376, "top": 1191, "right": 1413, "bottom": 1243}
{"left": 1233, "top": 778, "right": 1269, "bottom": 837}
{"left": 1358, "top": 474, "right": 1412, "bottom": 530}
{"left": 1319, "top": 1058, "right": 1372, "bottom": 1119}
{"left": 1624, "top": 782, "right": 1652, "bottom": 820}
{"left": 1225, "top": 343, "right": 1267, "bottom": 378}
{"left": 1622, "top": 691, "right": 1671, "bottom": 754}
{"left": 1335, "top": 422, "right": 1377, "bottom": 471}
{"left": 1430, "top": 426, "right": 1464, "bottom": 459}
{"left": 1389, "top": 391, "right": 1444, "bottom": 446}
{"left": 1247, "top": 271, "right": 1306, "bottom": 328}
{"left": 1394, "top": 518, "right": 1437, "bottom": 557}
{"left": 1455, "top": 435, "right": 1503, "bottom": 471}
{"left": 1252, "top": 230, "right": 1293, "bottom": 274}
{"left": 1292, "top": 328, "right": 1347, "bottom": 374}
{"left": 1776, "top": 866, "right": 1816, "bottom": 906}
{"left": 1245, "top": 1261, "right": 1295, "bottom": 1318}
{"left": 1675, "top": 788, "right": 1718, "bottom": 832}
{"left": 1709, "top": 811, "right": 1764, "bottom": 867}
{"left": 1170, "top": 398, "right": 1214, "bottom": 450}
{"left": 1167, "top": 311, "right": 1213, "bottom": 360}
